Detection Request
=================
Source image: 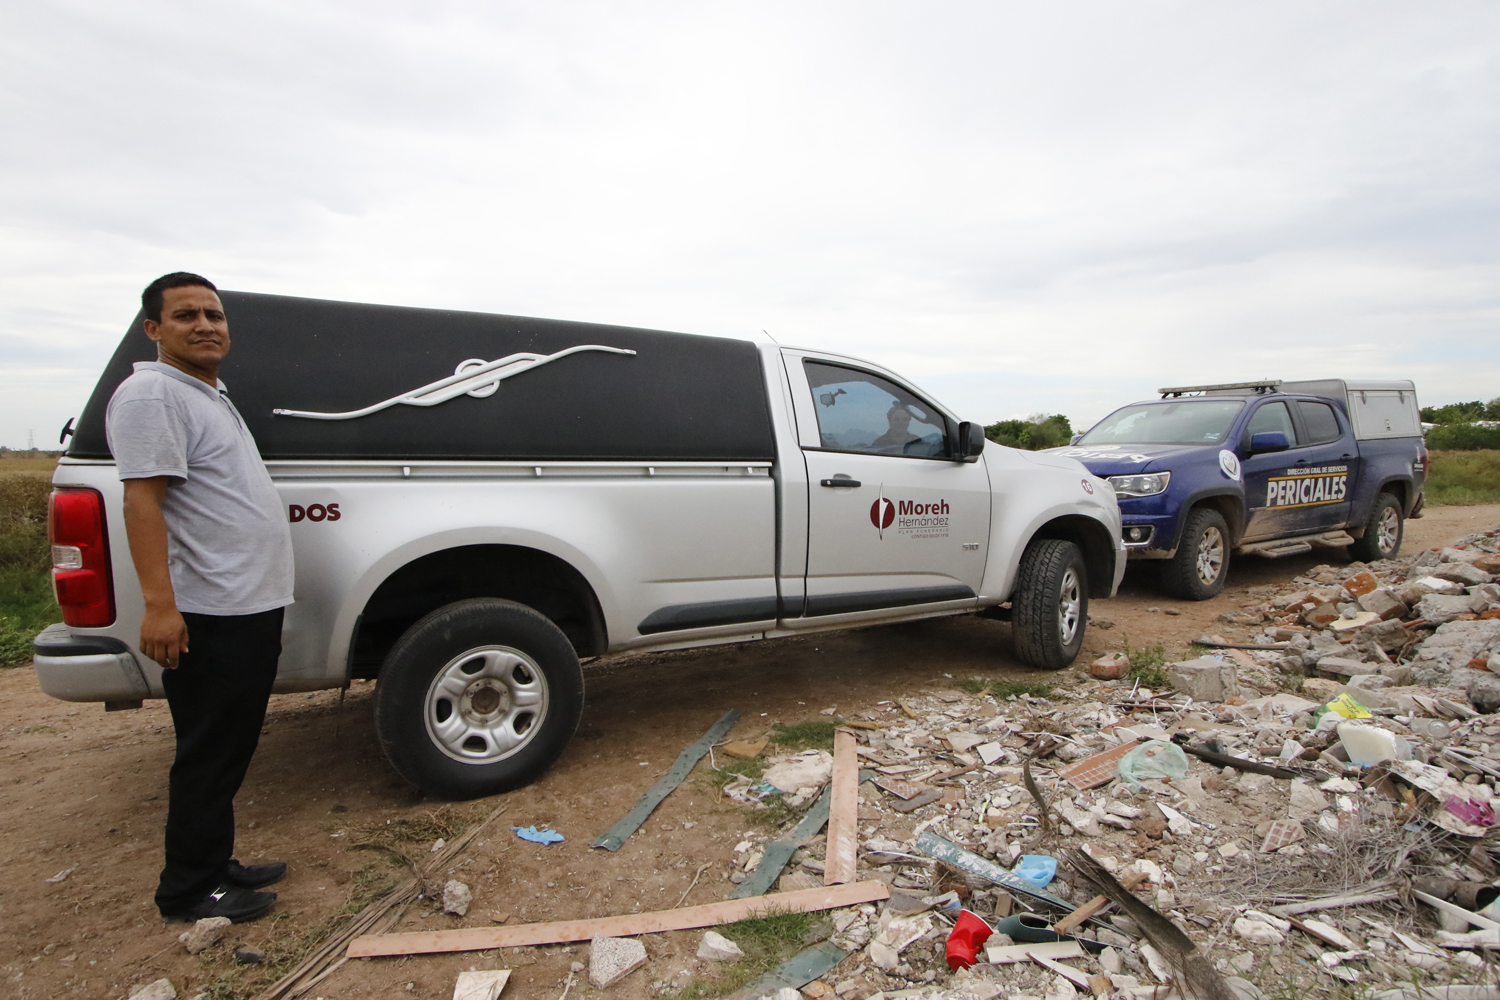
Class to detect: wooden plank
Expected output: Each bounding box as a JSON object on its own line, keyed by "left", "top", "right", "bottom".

{"left": 986, "top": 940, "right": 1085, "bottom": 964}
{"left": 1051, "top": 873, "right": 1146, "bottom": 935}
{"left": 592, "top": 709, "right": 742, "bottom": 851}
{"left": 346, "top": 881, "right": 890, "bottom": 958}
{"left": 825, "top": 729, "right": 859, "bottom": 886}
{"left": 733, "top": 770, "right": 873, "bottom": 900}
{"left": 1028, "top": 952, "right": 1091, "bottom": 988}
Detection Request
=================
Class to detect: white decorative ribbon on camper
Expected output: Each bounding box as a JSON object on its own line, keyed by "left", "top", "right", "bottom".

{"left": 272, "top": 345, "right": 637, "bottom": 420}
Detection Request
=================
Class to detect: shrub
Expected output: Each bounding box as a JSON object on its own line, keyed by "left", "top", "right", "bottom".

{"left": 986, "top": 413, "right": 1073, "bottom": 451}
{"left": 1421, "top": 397, "right": 1500, "bottom": 423}
{"left": 0, "top": 473, "right": 57, "bottom": 666}
{"left": 1426, "top": 450, "right": 1500, "bottom": 505}
{"left": 1425, "top": 423, "right": 1500, "bottom": 451}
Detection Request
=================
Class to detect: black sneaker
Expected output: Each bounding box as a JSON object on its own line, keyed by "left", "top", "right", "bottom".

{"left": 226, "top": 859, "right": 288, "bottom": 889}
{"left": 162, "top": 884, "right": 277, "bottom": 923}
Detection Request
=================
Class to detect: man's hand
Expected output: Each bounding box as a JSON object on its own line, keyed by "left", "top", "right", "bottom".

{"left": 141, "top": 603, "right": 190, "bottom": 669}
{"left": 122, "top": 477, "right": 189, "bottom": 668}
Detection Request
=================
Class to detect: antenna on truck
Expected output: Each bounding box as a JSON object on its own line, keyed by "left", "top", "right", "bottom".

{"left": 1158, "top": 380, "right": 1282, "bottom": 398}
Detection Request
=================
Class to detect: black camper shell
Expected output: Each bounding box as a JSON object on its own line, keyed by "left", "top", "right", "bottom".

{"left": 68, "top": 292, "right": 777, "bottom": 464}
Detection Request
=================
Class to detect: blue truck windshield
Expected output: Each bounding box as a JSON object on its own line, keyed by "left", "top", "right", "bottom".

{"left": 1080, "top": 400, "right": 1244, "bottom": 446}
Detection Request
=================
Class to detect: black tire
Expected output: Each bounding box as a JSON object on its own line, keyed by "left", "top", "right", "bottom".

{"left": 1012, "top": 538, "right": 1089, "bottom": 671}
{"left": 1163, "top": 507, "right": 1229, "bottom": 600}
{"left": 374, "top": 598, "right": 584, "bottom": 800}
{"left": 1347, "top": 492, "right": 1403, "bottom": 563}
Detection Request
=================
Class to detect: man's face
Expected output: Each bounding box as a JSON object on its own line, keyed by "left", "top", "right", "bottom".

{"left": 144, "top": 285, "right": 230, "bottom": 372}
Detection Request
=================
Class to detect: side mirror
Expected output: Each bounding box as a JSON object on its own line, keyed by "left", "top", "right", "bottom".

{"left": 1249, "top": 431, "right": 1289, "bottom": 455}
{"left": 956, "top": 421, "right": 986, "bottom": 463}
{"left": 1070, "top": 434, "right": 1083, "bottom": 445}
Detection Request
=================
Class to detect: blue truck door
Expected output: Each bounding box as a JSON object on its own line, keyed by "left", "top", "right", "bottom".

{"left": 1241, "top": 400, "right": 1300, "bottom": 541}
{"left": 1244, "top": 399, "right": 1355, "bottom": 539}
{"left": 1288, "top": 399, "right": 1355, "bottom": 530}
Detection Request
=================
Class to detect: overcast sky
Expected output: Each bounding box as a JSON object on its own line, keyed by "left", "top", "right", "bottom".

{"left": 3, "top": 2, "right": 1498, "bottom": 450}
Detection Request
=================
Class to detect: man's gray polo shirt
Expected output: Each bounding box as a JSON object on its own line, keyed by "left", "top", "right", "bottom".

{"left": 106, "top": 361, "right": 294, "bottom": 616}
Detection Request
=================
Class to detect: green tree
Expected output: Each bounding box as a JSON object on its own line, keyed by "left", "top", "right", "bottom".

{"left": 985, "top": 413, "right": 1073, "bottom": 451}
{"left": 1420, "top": 400, "right": 1488, "bottom": 424}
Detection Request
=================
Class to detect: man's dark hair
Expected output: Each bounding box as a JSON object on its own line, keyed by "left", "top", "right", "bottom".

{"left": 142, "top": 272, "right": 218, "bottom": 323}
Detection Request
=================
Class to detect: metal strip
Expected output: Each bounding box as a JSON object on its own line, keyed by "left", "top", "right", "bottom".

{"left": 591, "top": 709, "right": 742, "bottom": 851}
{"left": 731, "top": 941, "right": 847, "bottom": 1000}
{"left": 731, "top": 770, "right": 874, "bottom": 900}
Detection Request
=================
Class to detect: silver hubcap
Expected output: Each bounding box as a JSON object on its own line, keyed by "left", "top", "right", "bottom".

{"left": 1196, "top": 526, "right": 1225, "bottom": 585}
{"left": 424, "top": 645, "right": 549, "bottom": 764}
{"left": 1057, "top": 567, "right": 1082, "bottom": 646}
{"left": 1377, "top": 507, "right": 1400, "bottom": 554}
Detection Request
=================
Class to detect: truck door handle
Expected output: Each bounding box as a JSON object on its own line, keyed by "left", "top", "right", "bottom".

{"left": 820, "top": 477, "right": 861, "bottom": 488}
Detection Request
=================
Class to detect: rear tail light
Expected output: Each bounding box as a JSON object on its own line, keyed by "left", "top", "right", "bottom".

{"left": 49, "top": 488, "right": 115, "bottom": 627}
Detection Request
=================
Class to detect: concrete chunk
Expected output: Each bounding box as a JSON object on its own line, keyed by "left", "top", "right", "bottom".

{"left": 590, "top": 935, "right": 646, "bottom": 988}
{"left": 178, "top": 917, "right": 231, "bottom": 955}
{"left": 129, "top": 980, "right": 177, "bottom": 1000}
{"left": 1165, "top": 657, "right": 1241, "bottom": 702}
{"left": 1356, "top": 588, "right": 1408, "bottom": 621}
{"left": 1416, "top": 594, "right": 1484, "bottom": 625}
{"left": 696, "top": 930, "right": 744, "bottom": 961}
{"left": 1316, "top": 656, "right": 1378, "bottom": 677}
{"left": 1432, "top": 563, "right": 1494, "bottom": 587}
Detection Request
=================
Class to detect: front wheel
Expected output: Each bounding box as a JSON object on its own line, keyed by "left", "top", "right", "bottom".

{"left": 1012, "top": 538, "right": 1089, "bottom": 670}
{"left": 1163, "top": 507, "right": 1229, "bottom": 600}
{"left": 1347, "top": 492, "right": 1403, "bottom": 563}
{"left": 374, "top": 598, "right": 584, "bottom": 800}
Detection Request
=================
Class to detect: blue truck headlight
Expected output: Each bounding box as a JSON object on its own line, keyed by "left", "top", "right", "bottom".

{"left": 1108, "top": 472, "right": 1170, "bottom": 498}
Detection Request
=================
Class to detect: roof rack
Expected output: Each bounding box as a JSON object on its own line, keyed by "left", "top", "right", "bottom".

{"left": 1159, "top": 380, "right": 1282, "bottom": 398}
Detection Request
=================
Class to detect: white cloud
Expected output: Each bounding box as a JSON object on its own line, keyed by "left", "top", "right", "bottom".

{"left": 2, "top": 2, "right": 1498, "bottom": 447}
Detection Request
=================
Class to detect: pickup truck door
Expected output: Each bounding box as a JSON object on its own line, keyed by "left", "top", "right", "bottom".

{"left": 1242, "top": 399, "right": 1354, "bottom": 540}
{"left": 782, "top": 353, "right": 991, "bottom": 619}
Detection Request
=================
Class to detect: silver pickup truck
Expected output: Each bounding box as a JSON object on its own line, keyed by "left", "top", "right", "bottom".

{"left": 37, "top": 292, "right": 1125, "bottom": 798}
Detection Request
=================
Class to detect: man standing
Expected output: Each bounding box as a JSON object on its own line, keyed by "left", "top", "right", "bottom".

{"left": 106, "top": 273, "right": 295, "bottom": 923}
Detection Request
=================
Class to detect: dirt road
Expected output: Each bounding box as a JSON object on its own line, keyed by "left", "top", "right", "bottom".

{"left": 3, "top": 503, "right": 1496, "bottom": 999}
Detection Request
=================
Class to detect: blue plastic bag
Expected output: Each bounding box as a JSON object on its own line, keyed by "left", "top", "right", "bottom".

{"left": 513, "top": 825, "right": 565, "bottom": 844}
{"left": 1012, "top": 854, "right": 1058, "bottom": 887}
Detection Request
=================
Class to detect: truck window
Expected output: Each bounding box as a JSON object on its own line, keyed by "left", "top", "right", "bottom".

{"left": 1245, "top": 401, "right": 1298, "bottom": 444}
{"left": 1296, "top": 400, "right": 1341, "bottom": 445}
{"left": 803, "top": 361, "right": 950, "bottom": 458}
{"left": 1079, "top": 400, "right": 1242, "bottom": 446}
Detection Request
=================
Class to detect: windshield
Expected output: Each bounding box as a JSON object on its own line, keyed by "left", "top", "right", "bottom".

{"left": 1079, "top": 400, "right": 1244, "bottom": 446}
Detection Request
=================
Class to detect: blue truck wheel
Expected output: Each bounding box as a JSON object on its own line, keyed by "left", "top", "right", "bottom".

{"left": 1347, "top": 493, "right": 1403, "bottom": 563}
{"left": 1163, "top": 507, "right": 1229, "bottom": 600}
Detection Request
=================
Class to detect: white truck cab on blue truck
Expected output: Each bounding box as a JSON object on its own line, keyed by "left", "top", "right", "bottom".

{"left": 1051, "top": 379, "right": 1427, "bottom": 600}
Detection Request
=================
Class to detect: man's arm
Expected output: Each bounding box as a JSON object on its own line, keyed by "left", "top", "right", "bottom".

{"left": 122, "top": 477, "right": 189, "bottom": 668}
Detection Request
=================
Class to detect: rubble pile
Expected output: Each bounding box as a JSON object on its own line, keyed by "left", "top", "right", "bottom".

{"left": 708, "top": 527, "right": 1500, "bottom": 1000}
{"left": 1228, "top": 524, "right": 1500, "bottom": 712}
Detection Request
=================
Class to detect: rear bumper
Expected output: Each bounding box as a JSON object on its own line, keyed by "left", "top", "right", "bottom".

{"left": 33, "top": 623, "right": 151, "bottom": 702}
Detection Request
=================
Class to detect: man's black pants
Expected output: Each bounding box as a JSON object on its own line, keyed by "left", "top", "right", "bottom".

{"left": 154, "top": 607, "right": 284, "bottom": 915}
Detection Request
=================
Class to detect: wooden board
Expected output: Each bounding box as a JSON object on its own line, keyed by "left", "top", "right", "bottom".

{"left": 345, "top": 881, "right": 891, "bottom": 958}
{"left": 824, "top": 729, "right": 859, "bottom": 886}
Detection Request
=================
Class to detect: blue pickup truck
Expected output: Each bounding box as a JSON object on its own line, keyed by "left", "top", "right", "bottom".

{"left": 1049, "top": 379, "right": 1427, "bottom": 599}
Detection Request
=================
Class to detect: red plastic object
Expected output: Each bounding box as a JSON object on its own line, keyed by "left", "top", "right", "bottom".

{"left": 49, "top": 488, "right": 115, "bottom": 627}
{"left": 946, "top": 910, "right": 994, "bottom": 971}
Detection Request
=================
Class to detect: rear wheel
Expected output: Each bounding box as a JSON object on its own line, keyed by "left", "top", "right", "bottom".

{"left": 1348, "top": 492, "right": 1403, "bottom": 563}
{"left": 1012, "top": 538, "right": 1088, "bottom": 670}
{"left": 374, "top": 598, "right": 584, "bottom": 799}
{"left": 1163, "top": 507, "right": 1229, "bottom": 600}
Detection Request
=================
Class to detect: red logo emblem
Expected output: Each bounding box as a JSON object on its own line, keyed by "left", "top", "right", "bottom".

{"left": 870, "top": 497, "right": 895, "bottom": 530}
{"left": 1081, "top": 479, "right": 1094, "bottom": 494}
